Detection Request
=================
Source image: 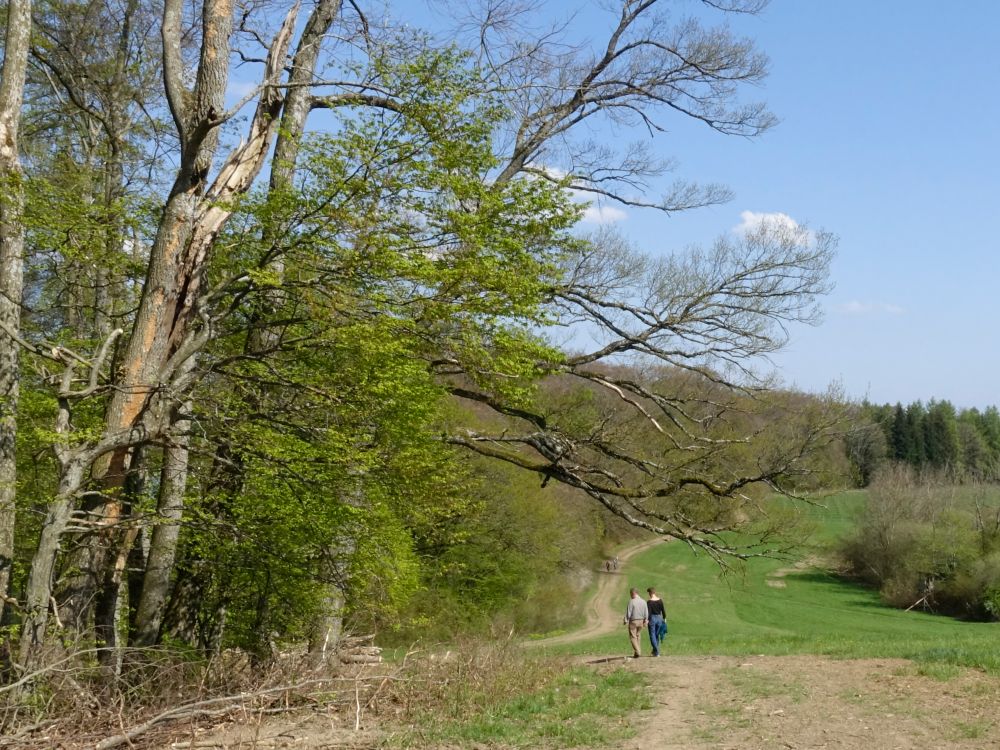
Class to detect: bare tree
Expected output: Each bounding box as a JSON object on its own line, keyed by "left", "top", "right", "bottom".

{"left": 481, "top": 0, "right": 775, "bottom": 209}
{"left": 17, "top": 0, "right": 301, "bottom": 668}
{"left": 444, "top": 220, "right": 840, "bottom": 562}
{"left": 0, "top": 0, "right": 33, "bottom": 621}
{"left": 416, "top": 0, "right": 840, "bottom": 560}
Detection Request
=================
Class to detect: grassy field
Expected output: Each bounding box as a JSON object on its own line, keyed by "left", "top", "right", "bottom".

{"left": 546, "top": 490, "right": 1000, "bottom": 673}
{"left": 393, "top": 490, "right": 1000, "bottom": 748}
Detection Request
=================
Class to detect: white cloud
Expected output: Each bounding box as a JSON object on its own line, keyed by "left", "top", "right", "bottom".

{"left": 734, "top": 209, "right": 803, "bottom": 235}
{"left": 581, "top": 203, "right": 628, "bottom": 224}
{"left": 834, "top": 300, "right": 906, "bottom": 316}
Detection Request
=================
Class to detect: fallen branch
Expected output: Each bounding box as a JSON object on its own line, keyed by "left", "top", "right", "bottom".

{"left": 0, "top": 720, "right": 58, "bottom": 746}
{"left": 340, "top": 654, "right": 382, "bottom": 664}
{"left": 94, "top": 679, "right": 330, "bottom": 750}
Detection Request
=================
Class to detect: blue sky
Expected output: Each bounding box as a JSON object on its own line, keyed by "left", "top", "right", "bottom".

{"left": 232, "top": 1, "right": 999, "bottom": 408}
{"left": 398, "top": 0, "right": 1000, "bottom": 407}
{"left": 572, "top": 1, "right": 1000, "bottom": 409}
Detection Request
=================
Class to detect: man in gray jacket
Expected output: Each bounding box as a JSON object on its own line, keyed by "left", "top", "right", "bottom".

{"left": 624, "top": 588, "right": 649, "bottom": 658}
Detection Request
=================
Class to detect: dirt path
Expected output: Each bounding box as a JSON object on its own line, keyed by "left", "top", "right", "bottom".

{"left": 171, "top": 655, "right": 1000, "bottom": 750}
{"left": 529, "top": 536, "right": 664, "bottom": 647}
{"left": 152, "top": 539, "right": 1000, "bottom": 749}
{"left": 620, "top": 653, "right": 1000, "bottom": 749}
{"left": 535, "top": 538, "right": 1000, "bottom": 748}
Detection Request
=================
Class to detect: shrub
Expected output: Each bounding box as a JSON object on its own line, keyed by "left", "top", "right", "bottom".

{"left": 838, "top": 464, "right": 1000, "bottom": 619}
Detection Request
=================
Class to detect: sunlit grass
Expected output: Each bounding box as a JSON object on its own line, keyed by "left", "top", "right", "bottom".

{"left": 541, "top": 490, "right": 1000, "bottom": 673}
{"left": 396, "top": 666, "right": 651, "bottom": 748}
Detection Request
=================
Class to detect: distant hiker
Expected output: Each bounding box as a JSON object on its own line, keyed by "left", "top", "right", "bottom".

{"left": 605, "top": 560, "right": 611, "bottom": 572}
{"left": 612, "top": 556, "right": 619, "bottom": 570}
{"left": 623, "top": 588, "right": 648, "bottom": 658}
{"left": 646, "top": 587, "right": 667, "bottom": 657}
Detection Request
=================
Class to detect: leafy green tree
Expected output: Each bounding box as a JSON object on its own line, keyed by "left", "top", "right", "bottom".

{"left": 2, "top": 0, "right": 843, "bottom": 674}
{"left": 905, "top": 402, "right": 927, "bottom": 467}
{"left": 888, "top": 402, "right": 910, "bottom": 462}
{"left": 845, "top": 419, "right": 887, "bottom": 487}
{"left": 957, "top": 421, "right": 992, "bottom": 479}
{"left": 979, "top": 406, "right": 1000, "bottom": 456}
{"left": 960, "top": 406, "right": 1000, "bottom": 478}
{"left": 924, "top": 400, "right": 961, "bottom": 472}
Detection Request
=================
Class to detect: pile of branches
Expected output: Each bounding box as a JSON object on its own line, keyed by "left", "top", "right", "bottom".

{"left": 0, "top": 638, "right": 403, "bottom": 749}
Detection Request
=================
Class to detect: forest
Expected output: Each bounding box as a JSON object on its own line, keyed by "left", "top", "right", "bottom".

{"left": 861, "top": 401, "right": 1000, "bottom": 480}
{"left": 0, "top": 0, "right": 937, "bottom": 742}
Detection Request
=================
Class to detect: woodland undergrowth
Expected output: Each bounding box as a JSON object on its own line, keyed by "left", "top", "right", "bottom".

{"left": 0, "top": 630, "right": 571, "bottom": 749}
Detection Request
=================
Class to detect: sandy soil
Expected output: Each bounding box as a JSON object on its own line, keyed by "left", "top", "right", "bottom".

{"left": 615, "top": 652, "right": 1000, "bottom": 749}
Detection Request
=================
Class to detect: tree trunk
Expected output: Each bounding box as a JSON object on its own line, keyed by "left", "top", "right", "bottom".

{"left": 306, "top": 551, "right": 348, "bottom": 665}
{"left": 80, "top": 0, "right": 296, "bottom": 641}
{"left": 181, "top": 0, "right": 344, "bottom": 661}
{"left": 17, "top": 461, "right": 85, "bottom": 669}
{"left": 94, "top": 445, "right": 146, "bottom": 669}
{"left": 307, "top": 483, "right": 362, "bottom": 665}
{"left": 0, "top": 0, "right": 32, "bottom": 623}
{"left": 131, "top": 407, "right": 190, "bottom": 647}
{"left": 75, "top": 0, "right": 235, "bottom": 638}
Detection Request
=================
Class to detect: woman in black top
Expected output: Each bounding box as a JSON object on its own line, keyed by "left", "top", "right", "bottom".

{"left": 646, "top": 587, "right": 667, "bottom": 656}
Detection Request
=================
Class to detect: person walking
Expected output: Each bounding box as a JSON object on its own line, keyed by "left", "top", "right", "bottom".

{"left": 623, "top": 588, "right": 648, "bottom": 658}
{"left": 646, "top": 587, "right": 667, "bottom": 656}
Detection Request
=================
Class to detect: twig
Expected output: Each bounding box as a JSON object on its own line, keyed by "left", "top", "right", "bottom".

{"left": 354, "top": 680, "right": 361, "bottom": 731}
{"left": 0, "top": 720, "right": 57, "bottom": 744}
{"left": 48, "top": 597, "right": 63, "bottom": 629}
{"left": 0, "top": 648, "right": 114, "bottom": 695}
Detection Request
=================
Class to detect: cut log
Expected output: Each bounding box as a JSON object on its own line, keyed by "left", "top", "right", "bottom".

{"left": 339, "top": 654, "right": 382, "bottom": 664}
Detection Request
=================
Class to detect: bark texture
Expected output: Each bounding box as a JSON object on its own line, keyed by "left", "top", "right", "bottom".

{"left": 131, "top": 402, "right": 191, "bottom": 647}
{"left": 0, "top": 0, "right": 32, "bottom": 620}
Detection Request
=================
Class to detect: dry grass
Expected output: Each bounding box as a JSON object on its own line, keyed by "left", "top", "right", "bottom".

{"left": 0, "top": 631, "right": 575, "bottom": 749}
{"left": 0, "top": 638, "right": 396, "bottom": 749}
{"left": 377, "top": 633, "right": 566, "bottom": 721}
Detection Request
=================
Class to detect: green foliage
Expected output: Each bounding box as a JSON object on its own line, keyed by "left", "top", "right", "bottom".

{"left": 924, "top": 400, "right": 961, "bottom": 471}
{"left": 398, "top": 459, "right": 604, "bottom": 641}
{"left": 160, "top": 44, "right": 594, "bottom": 650}
{"left": 864, "top": 398, "right": 1000, "bottom": 481}
{"left": 5, "top": 5, "right": 837, "bottom": 670}
{"left": 839, "top": 467, "right": 1000, "bottom": 620}
{"left": 171, "top": 309, "right": 467, "bottom": 648}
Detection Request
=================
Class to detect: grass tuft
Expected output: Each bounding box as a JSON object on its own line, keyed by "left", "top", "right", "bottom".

{"left": 412, "top": 666, "right": 651, "bottom": 747}
{"left": 386, "top": 639, "right": 651, "bottom": 748}
{"left": 952, "top": 719, "right": 993, "bottom": 740}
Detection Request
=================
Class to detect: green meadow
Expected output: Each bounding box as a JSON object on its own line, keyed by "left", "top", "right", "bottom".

{"left": 545, "top": 491, "right": 1000, "bottom": 673}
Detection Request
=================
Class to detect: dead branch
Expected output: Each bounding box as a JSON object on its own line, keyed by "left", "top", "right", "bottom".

{"left": 93, "top": 679, "right": 333, "bottom": 750}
